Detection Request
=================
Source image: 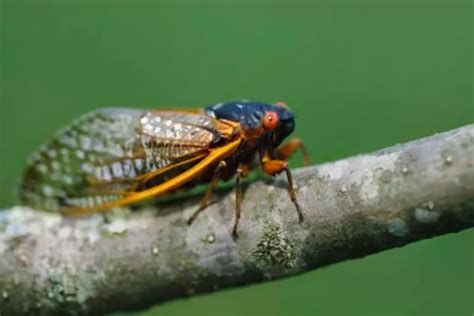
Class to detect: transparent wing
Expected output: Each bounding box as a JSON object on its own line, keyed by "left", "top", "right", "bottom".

{"left": 19, "top": 108, "right": 233, "bottom": 211}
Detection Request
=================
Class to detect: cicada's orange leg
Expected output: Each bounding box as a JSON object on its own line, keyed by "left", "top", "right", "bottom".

{"left": 277, "top": 138, "right": 310, "bottom": 166}
{"left": 261, "top": 155, "right": 304, "bottom": 223}
{"left": 187, "top": 160, "right": 227, "bottom": 225}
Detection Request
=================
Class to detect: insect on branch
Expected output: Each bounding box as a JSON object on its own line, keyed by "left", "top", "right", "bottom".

{"left": 0, "top": 124, "right": 473, "bottom": 316}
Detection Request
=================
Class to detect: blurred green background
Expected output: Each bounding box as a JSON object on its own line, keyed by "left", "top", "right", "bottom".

{"left": 1, "top": 0, "right": 473, "bottom": 315}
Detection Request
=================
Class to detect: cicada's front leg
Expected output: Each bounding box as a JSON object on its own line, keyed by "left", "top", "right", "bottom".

{"left": 261, "top": 154, "right": 304, "bottom": 223}
{"left": 277, "top": 138, "right": 310, "bottom": 166}
{"left": 273, "top": 101, "right": 310, "bottom": 165}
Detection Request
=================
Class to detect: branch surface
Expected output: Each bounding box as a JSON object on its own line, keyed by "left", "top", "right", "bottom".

{"left": 1, "top": 125, "right": 473, "bottom": 316}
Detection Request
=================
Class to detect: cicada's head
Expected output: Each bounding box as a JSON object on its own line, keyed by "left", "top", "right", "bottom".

{"left": 205, "top": 100, "right": 295, "bottom": 147}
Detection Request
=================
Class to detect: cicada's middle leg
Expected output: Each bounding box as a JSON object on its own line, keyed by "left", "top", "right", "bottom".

{"left": 187, "top": 160, "right": 248, "bottom": 239}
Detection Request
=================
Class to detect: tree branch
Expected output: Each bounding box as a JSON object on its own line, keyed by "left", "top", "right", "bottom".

{"left": 1, "top": 125, "right": 473, "bottom": 316}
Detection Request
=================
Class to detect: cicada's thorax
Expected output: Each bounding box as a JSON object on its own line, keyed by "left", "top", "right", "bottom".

{"left": 217, "top": 141, "right": 258, "bottom": 181}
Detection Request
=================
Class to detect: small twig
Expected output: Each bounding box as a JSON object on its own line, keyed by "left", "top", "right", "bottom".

{"left": 0, "top": 124, "right": 473, "bottom": 316}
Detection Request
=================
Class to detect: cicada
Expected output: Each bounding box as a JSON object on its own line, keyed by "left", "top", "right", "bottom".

{"left": 20, "top": 100, "right": 309, "bottom": 236}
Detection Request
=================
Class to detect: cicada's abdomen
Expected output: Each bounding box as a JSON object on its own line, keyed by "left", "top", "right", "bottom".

{"left": 19, "top": 108, "right": 220, "bottom": 212}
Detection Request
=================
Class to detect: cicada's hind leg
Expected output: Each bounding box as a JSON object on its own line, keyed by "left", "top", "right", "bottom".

{"left": 277, "top": 138, "right": 310, "bottom": 166}
{"left": 187, "top": 161, "right": 227, "bottom": 225}
{"left": 261, "top": 157, "right": 304, "bottom": 223}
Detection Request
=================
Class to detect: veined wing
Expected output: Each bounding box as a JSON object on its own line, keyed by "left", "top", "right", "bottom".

{"left": 19, "top": 108, "right": 237, "bottom": 212}
{"left": 63, "top": 137, "right": 242, "bottom": 215}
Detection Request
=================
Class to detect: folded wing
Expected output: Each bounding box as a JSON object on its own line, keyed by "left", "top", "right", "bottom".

{"left": 20, "top": 108, "right": 233, "bottom": 212}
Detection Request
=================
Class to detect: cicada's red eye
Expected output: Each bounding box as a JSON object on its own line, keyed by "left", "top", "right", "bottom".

{"left": 262, "top": 111, "right": 279, "bottom": 130}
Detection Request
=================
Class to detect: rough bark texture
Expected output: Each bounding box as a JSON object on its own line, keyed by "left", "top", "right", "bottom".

{"left": 0, "top": 125, "right": 473, "bottom": 316}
